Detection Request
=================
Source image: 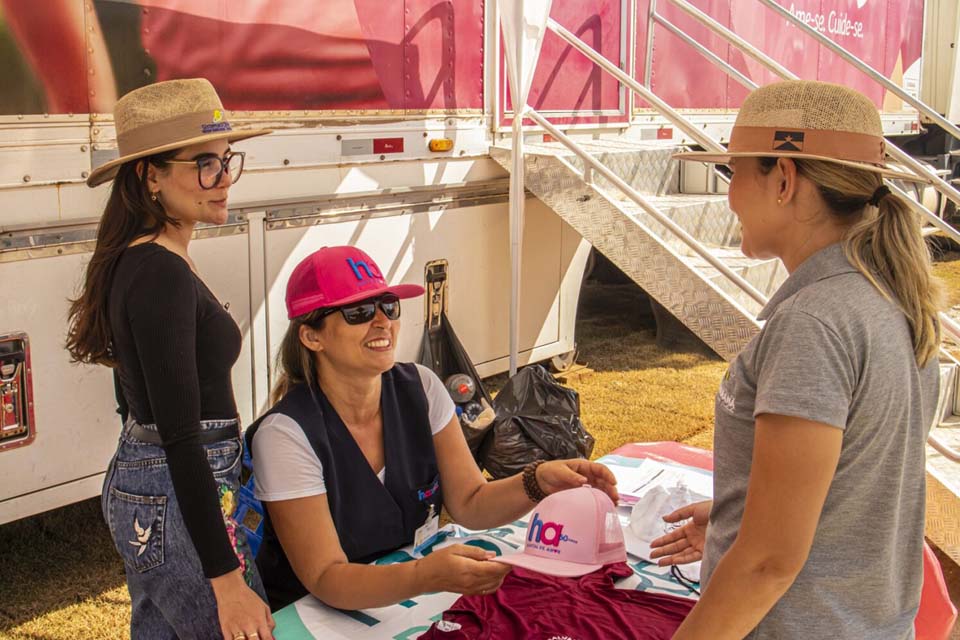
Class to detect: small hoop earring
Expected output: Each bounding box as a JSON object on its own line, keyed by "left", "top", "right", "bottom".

{"left": 151, "top": 193, "right": 158, "bottom": 202}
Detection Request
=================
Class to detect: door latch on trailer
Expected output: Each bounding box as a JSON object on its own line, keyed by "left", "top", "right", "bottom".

{"left": 0, "top": 332, "right": 36, "bottom": 451}
{"left": 424, "top": 260, "right": 448, "bottom": 332}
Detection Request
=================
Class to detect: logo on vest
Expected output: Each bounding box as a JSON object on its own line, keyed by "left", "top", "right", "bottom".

{"left": 418, "top": 478, "right": 440, "bottom": 501}
{"left": 528, "top": 512, "right": 577, "bottom": 554}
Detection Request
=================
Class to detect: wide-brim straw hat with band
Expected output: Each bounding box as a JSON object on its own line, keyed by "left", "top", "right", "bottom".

{"left": 674, "top": 80, "right": 927, "bottom": 183}
{"left": 86, "top": 78, "right": 272, "bottom": 187}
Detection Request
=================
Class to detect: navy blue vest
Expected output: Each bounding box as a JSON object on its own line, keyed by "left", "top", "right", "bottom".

{"left": 246, "top": 363, "right": 442, "bottom": 610}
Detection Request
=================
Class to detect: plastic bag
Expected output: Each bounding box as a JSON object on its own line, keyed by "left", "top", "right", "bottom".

{"left": 481, "top": 365, "right": 595, "bottom": 479}
{"left": 417, "top": 311, "right": 495, "bottom": 456}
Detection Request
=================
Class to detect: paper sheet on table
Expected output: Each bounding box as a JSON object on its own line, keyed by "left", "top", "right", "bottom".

{"left": 597, "top": 455, "right": 713, "bottom": 504}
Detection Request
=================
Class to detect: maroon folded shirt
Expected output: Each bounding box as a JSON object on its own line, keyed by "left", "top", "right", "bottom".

{"left": 418, "top": 563, "right": 694, "bottom": 640}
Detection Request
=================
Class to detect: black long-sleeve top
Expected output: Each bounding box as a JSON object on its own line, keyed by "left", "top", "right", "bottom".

{"left": 109, "top": 243, "right": 242, "bottom": 578}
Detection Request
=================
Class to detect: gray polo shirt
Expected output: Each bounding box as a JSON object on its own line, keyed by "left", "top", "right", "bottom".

{"left": 703, "top": 243, "right": 939, "bottom": 639}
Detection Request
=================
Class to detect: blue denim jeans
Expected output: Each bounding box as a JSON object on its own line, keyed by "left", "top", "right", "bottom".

{"left": 102, "top": 417, "right": 266, "bottom": 639}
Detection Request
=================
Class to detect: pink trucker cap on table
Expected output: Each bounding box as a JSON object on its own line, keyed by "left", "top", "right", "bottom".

{"left": 285, "top": 246, "right": 424, "bottom": 319}
{"left": 492, "top": 486, "right": 627, "bottom": 577}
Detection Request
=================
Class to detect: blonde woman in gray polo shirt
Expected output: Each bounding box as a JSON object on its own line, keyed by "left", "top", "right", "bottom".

{"left": 649, "top": 80, "right": 943, "bottom": 639}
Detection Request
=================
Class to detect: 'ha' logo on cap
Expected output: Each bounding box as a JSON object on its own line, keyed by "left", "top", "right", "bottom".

{"left": 528, "top": 512, "right": 577, "bottom": 548}
{"left": 347, "top": 257, "right": 380, "bottom": 282}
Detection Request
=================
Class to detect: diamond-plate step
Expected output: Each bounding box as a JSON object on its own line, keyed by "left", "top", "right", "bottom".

{"left": 926, "top": 418, "right": 960, "bottom": 566}
{"left": 608, "top": 193, "right": 741, "bottom": 248}
{"left": 523, "top": 139, "right": 684, "bottom": 196}
{"left": 684, "top": 249, "right": 786, "bottom": 314}
{"left": 491, "top": 144, "right": 760, "bottom": 361}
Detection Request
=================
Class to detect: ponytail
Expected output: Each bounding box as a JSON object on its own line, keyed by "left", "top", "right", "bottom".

{"left": 270, "top": 310, "right": 325, "bottom": 405}
{"left": 843, "top": 188, "right": 944, "bottom": 366}
{"left": 760, "top": 157, "right": 944, "bottom": 366}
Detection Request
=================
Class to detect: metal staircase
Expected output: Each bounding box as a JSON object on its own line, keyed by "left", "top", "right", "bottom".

{"left": 490, "top": 138, "right": 784, "bottom": 361}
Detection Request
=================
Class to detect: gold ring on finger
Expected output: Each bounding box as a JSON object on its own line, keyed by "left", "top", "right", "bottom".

{"left": 248, "top": 634, "right": 260, "bottom": 639}
{"left": 233, "top": 634, "right": 246, "bottom": 640}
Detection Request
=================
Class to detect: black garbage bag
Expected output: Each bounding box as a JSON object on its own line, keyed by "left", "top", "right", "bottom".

{"left": 481, "top": 365, "right": 595, "bottom": 479}
{"left": 417, "top": 311, "right": 495, "bottom": 457}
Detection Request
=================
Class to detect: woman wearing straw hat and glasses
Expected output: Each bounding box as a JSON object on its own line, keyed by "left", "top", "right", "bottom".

{"left": 649, "top": 81, "right": 943, "bottom": 639}
{"left": 66, "top": 79, "right": 275, "bottom": 639}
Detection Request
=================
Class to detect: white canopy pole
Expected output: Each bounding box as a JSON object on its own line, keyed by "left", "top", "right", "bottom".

{"left": 497, "top": 0, "right": 553, "bottom": 376}
{"left": 509, "top": 110, "right": 525, "bottom": 376}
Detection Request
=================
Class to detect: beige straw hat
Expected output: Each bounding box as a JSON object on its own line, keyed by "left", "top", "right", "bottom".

{"left": 674, "top": 80, "right": 926, "bottom": 182}
{"left": 86, "top": 78, "right": 272, "bottom": 187}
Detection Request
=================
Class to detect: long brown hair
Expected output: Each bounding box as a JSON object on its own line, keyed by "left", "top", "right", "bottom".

{"left": 760, "top": 157, "right": 944, "bottom": 366}
{"left": 66, "top": 151, "right": 180, "bottom": 366}
{"left": 271, "top": 310, "right": 326, "bottom": 404}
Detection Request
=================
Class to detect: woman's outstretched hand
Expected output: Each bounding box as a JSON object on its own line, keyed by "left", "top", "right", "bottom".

{"left": 648, "top": 500, "right": 712, "bottom": 566}
{"left": 415, "top": 544, "right": 512, "bottom": 595}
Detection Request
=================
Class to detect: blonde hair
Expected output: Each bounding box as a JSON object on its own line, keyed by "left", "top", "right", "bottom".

{"left": 270, "top": 310, "right": 325, "bottom": 405}
{"left": 761, "top": 157, "right": 944, "bottom": 366}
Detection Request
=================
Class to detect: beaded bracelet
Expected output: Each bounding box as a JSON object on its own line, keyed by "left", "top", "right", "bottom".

{"left": 522, "top": 460, "right": 548, "bottom": 503}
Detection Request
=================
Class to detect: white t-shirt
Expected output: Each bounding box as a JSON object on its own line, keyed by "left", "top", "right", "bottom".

{"left": 252, "top": 364, "right": 456, "bottom": 502}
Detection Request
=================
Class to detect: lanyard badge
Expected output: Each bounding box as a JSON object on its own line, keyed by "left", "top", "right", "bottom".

{"left": 414, "top": 502, "right": 441, "bottom": 555}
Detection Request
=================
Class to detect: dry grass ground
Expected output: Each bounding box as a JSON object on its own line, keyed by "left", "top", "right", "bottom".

{"left": 2, "top": 250, "right": 958, "bottom": 639}
{"left": 0, "top": 498, "right": 129, "bottom": 639}
{"left": 933, "top": 248, "right": 960, "bottom": 308}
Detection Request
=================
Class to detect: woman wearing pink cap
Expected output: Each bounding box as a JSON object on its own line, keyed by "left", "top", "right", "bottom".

{"left": 246, "top": 245, "right": 619, "bottom": 611}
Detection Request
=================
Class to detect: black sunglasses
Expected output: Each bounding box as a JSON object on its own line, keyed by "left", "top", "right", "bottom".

{"left": 318, "top": 294, "right": 401, "bottom": 325}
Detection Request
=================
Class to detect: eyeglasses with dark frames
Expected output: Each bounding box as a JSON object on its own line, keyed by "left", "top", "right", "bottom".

{"left": 167, "top": 150, "right": 245, "bottom": 190}
{"left": 315, "top": 294, "right": 401, "bottom": 326}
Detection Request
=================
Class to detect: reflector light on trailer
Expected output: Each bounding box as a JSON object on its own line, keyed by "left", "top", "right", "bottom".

{"left": 658, "top": 127, "right": 674, "bottom": 140}
{"left": 373, "top": 138, "right": 404, "bottom": 153}
{"left": 429, "top": 138, "right": 454, "bottom": 152}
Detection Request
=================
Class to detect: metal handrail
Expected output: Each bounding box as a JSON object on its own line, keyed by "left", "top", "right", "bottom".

{"left": 551, "top": 6, "right": 960, "bottom": 350}
{"left": 943, "top": 313, "right": 960, "bottom": 346}
{"left": 758, "top": 0, "right": 960, "bottom": 144}
{"left": 526, "top": 108, "right": 769, "bottom": 308}
{"left": 545, "top": 16, "right": 769, "bottom": 309}
{"left": 652, "top": 13, "right": 757, "bottom": 91}
{"left": 550, "top": 5, "right": 960, "bottom": 327}
{"left": 547, "top": 18, "right": 725, "bottom": 154}
{"left": 662, "top": 0, "right": 960, "bottom": 247}
{"left": 929, "top": 434, "right": 960, "bottom": 463}
{"left": 667, "top": 0, "right": 798, "bottom": 80}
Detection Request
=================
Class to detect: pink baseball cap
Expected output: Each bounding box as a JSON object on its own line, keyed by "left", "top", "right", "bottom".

{"left": 285, "top": 246, "right": 425, "bottom": 319}
{"left": 492, "top": 486, "right": 626, "bottom": 577}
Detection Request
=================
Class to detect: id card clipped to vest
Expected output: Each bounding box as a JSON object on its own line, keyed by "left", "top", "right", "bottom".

{"left": 413, "top": 503, "right": 441, "bottom": 556}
